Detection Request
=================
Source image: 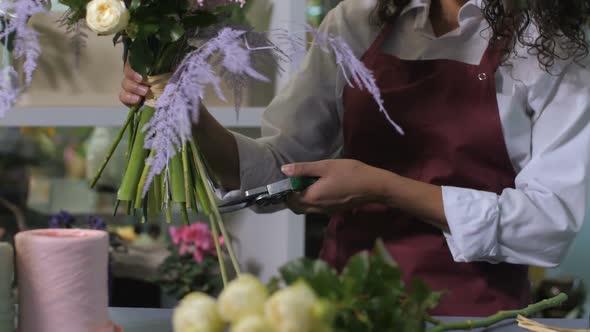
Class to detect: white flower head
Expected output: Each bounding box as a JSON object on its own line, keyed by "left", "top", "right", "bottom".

{"left": 230, "top": 315, "right": 273, "bottom": 332}
{"left": 173, "top": 292, "right": 226, "bottom": 332}
{"left": 85, "top": 0, "right": 129, "bottom": 35}
{"left": 264, "top": 281, "right": 319, "bottom": 332}
{"left": 218, "top": 274, "right": 269, "bottom": 322}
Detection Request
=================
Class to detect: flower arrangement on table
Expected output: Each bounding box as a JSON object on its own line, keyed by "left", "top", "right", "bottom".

{"left": 153, "top": 223, "right": 225, "bottom": 300}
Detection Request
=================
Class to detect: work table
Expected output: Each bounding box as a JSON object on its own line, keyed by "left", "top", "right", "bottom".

{"left": 109, "top": 307, "right": 589, "bottom": 332}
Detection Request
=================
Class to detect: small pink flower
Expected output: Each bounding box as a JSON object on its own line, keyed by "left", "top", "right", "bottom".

{"left": 182, "top": 223, "right": 210, "bottom": 244}
{"left": 179, "top": 243, "right": 193, "bottom": 256}
{"left": 218, "top": 236, "right": 225, "bottom": 247}
{"left": 169, "top": 227, "right": 183, "bottom": 246}
{"left": 193, "top": 248, "right": 204, "bottom": 263}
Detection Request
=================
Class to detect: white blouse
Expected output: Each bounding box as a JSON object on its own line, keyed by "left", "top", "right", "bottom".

{"left": 230, "top": 0, "right": 590, "bottom": 267}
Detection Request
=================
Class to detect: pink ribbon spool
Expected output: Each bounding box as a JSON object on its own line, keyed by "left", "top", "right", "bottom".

{"left": 15, "top": 229, "right": 120, "bottom": 332}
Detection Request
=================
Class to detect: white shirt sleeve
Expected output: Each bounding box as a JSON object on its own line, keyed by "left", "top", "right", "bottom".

{"left": 443, "top": 59, "right": 590, "bottom": 267}
{"left": 233, "top": 2, "right": 370, "bottom": 191}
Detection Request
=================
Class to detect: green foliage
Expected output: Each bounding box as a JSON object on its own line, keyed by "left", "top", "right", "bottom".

{"left": 152, "top": 245, "right": 223, "bottom": 300}
{"left": 58, "top": 0, "right": 247, "bottom": 76}
{"left": 278, "top": 239, "right": 442, "bottom": 332}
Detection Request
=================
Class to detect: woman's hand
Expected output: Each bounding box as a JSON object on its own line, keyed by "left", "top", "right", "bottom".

{"left": 119, "top": 63, "right": 150, "bottom": 106}
{"left": 281, "top": 159, "right": 394, "bottom": 215}
{"left": 282, "top": 159, "right": 448, "bottom": 229}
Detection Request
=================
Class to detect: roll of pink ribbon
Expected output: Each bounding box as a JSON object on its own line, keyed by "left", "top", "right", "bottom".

{"left": 15, "top": 229, "right": 119, "bottom": 332}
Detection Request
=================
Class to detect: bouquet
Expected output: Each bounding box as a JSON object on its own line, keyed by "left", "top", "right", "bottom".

{"left": 153, "top": 223, "right": 225, "bottom": 300}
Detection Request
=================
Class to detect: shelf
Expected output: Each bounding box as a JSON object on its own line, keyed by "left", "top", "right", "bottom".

{"left": 0, "top": 106, "right": 265, "bottom": 128}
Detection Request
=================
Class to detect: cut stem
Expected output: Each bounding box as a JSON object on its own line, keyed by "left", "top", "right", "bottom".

{"left": 182, "top": 144, "right": 192, "bottom": 210}
{"left": 90, "top": 104, "right": 139, "bottom": 189}
{"left": 118, "top": 106, "right": 154, "bottom": 201}
{"left": 191, "top": 140, "right": 241, "bottom": 276}
{"left": 426, "top": 293, "right": 568, "bottom": 332}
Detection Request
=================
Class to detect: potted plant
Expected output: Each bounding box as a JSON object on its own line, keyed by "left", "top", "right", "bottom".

{"left": 153, "top": 223, "right": 225, "bottom": 301}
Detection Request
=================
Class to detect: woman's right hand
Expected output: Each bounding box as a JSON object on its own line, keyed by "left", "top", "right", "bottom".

{"left": 119, "top": 63, "right": 150, "bottom": 107}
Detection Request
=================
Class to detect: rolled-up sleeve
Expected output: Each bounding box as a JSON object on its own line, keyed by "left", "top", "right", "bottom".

{"left": 443, "top": 61, "right": 590, "bottom": 267}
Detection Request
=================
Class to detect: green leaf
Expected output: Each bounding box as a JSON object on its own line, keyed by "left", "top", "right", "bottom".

{"left": 157, "top": 21, "right": 184, "bottom": 43}
{"left": 341, "top": 252, "right": 370, "bottom": 296}
{"left": 374, "top": 238, "right": 398, "bottom": 267}
{"left": 128, "top": 39, "right": 155, "bottom": 76}
{"left": 279, "top": 258, "right": 341, "bottom": 299}
{"left": 135, "top": 23, "right": 160, "bottom": 39}
{"left": 129, "top": 0, "right": 141, "bottom": 11}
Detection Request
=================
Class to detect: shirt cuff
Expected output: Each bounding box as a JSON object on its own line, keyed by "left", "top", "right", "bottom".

{"left": 442, "top": 186, "right": 503, "bottom": 263}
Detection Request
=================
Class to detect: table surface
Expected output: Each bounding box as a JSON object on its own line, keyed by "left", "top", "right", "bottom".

{"left": 110, "top": 308, "right": 590, "bottom": 332}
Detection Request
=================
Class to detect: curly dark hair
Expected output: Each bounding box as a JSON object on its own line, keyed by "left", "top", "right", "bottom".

{"left": 372, "top": 0, "right": 590, "bottom": 69}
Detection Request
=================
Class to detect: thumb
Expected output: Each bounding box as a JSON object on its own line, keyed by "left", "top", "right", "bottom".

{"left": 281, "top": 161, "right": 326, "bottom": 177}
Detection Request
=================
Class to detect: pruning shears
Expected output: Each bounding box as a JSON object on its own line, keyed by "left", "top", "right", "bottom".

{"left": 218, "top": 177, "right": 319, "bottom": 214}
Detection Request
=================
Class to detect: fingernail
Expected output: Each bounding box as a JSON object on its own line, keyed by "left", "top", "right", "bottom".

{"left": 138, "top": 86, "right": 149, "bottom": 96}
{"left": 281, "top": 164, "right": 294, "bottom": 175}
{"left": 134, "top": 73, "right": 143, "bottom": 83}
{"left": 131, "top": 95, "right": 141, "bottom": 103}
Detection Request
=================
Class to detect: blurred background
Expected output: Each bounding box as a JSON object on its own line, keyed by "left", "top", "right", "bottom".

{"left": 0, "top": 0, "right": 588, "bottom": 317}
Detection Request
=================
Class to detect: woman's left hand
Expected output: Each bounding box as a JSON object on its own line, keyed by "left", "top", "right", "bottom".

{"left": 280, "top": 159, "right": 395, "bottom": 215}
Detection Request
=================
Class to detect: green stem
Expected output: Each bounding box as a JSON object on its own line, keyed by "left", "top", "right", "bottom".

{"left": 180, "top": 204, "right": 190, "bottom": 226}
{"left": 182, "top": 144, "right": 192, "bottom": 210}
{"left": 426, "top": 293, "right": 568, "bottom": 332}
{"left": 169, "top": 153, "right": 186, "bottom": 204}
{"left": 424, "top": 315, "right": 443, "bottom": 326}
{"left": 90, "top": 104, "right": 139, "bottom": 189}
{"left": 135, "top": 150, "right": 155, "bottom": 210}
{"left": 187, "top": 140, "right": 230, "bottom": 286}
{"left": 118, "top": 106, "right": 154, "bottom": 201}
{"left": 191, "top": 140, "right": 241, "bottom": 277}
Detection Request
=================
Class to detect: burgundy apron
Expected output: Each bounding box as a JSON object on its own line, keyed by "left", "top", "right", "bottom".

{"left": 320, "top": 24, "right": 530, "bottom": 316}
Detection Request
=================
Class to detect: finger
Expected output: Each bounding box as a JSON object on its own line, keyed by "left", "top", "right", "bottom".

{"left": 286, "top": 193, "right": 324, "bottom": 215}
{"left": 119, "top": 90, "right": 141, "bottom": 107}
{"left": 281, "top": 161, "right": 328, "bottom": 177}
{"left": 122, "top": 78, "right": 149, "bottom": 97}
{"left": 124, "top": 63, "right": 144, "bottom": 83}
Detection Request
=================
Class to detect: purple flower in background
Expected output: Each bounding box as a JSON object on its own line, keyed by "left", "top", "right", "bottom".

{"left": 0, "top": 0, "right": 48, "bottom": 117}
{"left": 88, "top": 216, "right": 107, "bottom": 231}
{"left": 48, "top": 211, "right": 76, "bottom": 229}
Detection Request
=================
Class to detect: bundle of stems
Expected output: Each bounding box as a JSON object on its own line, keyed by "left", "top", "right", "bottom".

{"left": 89, "top": 102, "right": 241, "bottom": 286}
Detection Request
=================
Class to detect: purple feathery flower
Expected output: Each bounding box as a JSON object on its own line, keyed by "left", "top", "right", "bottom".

{"left": 88, "top": 216, "right": 107, "bottom": 231}
{"left": 275, "top": 25, "right": 403, "bottom": 134}
{"left": 0, "top": 0, "right": 47, "bottom": 117}
{"left": 48, "top": 211, "right": 76, "bottom": 229}
{"left": 141, "top": 27, "right": 269, "bottom": 195}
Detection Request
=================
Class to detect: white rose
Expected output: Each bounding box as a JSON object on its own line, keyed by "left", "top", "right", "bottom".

{"left": 173, "top": 292, "right": 226, "bottom": 332}
{"left": 264, "top": 281, "right": 319, "bottom": 332}
{"left": 218, "top": 274, "right": 269, "bottom": 322}
{"left": 231, "top": 315, "right": 273, "bottom": 332}
{"left": 85, "top": 0, "right": 129, "bottom": 35}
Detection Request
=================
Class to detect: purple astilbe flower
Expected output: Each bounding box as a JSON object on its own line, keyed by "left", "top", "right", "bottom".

{"left": 88, "top": 216, "right": 107, "bottom": 231}
{"left": 0, "top": 0, "right": 47, "bottom": 116}
{"left": 0, "top": 68, "right": 19, "bottom": 115}
{"left": 142, "top": 27, "right": 269, "bottom": 195}
{"left": 48, "top": 211, "right": 76, "bottom": 229}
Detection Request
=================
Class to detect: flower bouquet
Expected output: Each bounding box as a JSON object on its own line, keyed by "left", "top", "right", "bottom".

{"left": 153, "top": 223, "right": 225, "bottom": 300}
